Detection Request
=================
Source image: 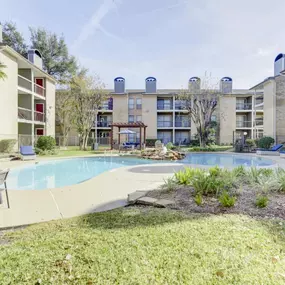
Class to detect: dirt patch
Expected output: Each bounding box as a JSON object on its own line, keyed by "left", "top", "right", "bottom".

{"left": 146, "top": 186, "right": 285, "bottom": 220}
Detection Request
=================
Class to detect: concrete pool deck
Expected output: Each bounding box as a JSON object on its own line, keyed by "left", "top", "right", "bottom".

{"left": 0, "top": 153, "right": 285, "bottom": 229}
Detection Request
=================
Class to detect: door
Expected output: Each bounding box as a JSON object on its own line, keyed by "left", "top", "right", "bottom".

{"left": 36, "top": 103, "right": 44, "bottom": 113}
{"left": 35, "top": 103, "right": 44, "bottom": 122}
{"left": 36, "top": 128, "right": 44, "bottom": 136}
{"left": 35, "top": 78, "right": 44, "bottom": 96}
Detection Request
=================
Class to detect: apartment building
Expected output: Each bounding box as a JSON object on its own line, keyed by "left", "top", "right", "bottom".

{"left": 92, "top": 76, "right": 264, "bottom": 145}
{"left": 0, "top": 30, "right": 56, "bottom": 146}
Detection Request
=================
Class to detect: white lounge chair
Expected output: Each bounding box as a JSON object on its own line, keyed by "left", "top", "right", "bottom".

{"left": 256, "top": 144, "right": 283, "bottom": 156}
{"left": 0, "top": 169, "right": 10, "bottom": 208}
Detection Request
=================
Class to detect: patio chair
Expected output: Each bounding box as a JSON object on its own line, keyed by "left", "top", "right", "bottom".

{"left": 20, "top": 145, "right": 36, "bottom": 161}
{"left": 0, "top": 169, "right": 10, "bottom": 209}
{"left": 256, "top": 144, "right": 283, "bottom": 156}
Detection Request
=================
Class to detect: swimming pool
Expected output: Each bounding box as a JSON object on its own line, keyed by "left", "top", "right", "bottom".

{"left": 5, "top": 154, "right": 275, "bottom": 190}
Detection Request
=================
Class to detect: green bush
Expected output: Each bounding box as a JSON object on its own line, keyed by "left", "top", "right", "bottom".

{"left": 219, "top": 191, "right": 236, "bottom": 207}
{"left": 175, "top": 168, "right": 202, "bottom": 186}
{"left": 245, "top": 139, "right": 256, "bottom": 148}
{"left": 0, "top": 139, "right": 17, "bottom": 153}
{"left": 189, "top": 146, "right": 232, "bottom": 152}
{"left": 166, "top": 142, "right": 174, "bottom": 150}
{"left": 255, "top": 196, "right": 269, "bottom": 208}
{"left": 36, "top": 136, "right": 56, "bottom": 151}
{"left": 275, "top": 168, "right": 285, "bottom": 192}
{"left": 194, "top": 194, "right": 203, "bottom": 206}
{"left": 257, "top": 136, "right": 274, "bottom": 149}
{"left": 161, "top": 177, "right": 177, "bottom": 192}
{"left": 146, "top": 139, "right": 157, "bottom": 147}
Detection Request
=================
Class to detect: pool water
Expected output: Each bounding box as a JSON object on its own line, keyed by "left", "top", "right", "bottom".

{"left": 5, "top": 154, "right": 275, "bottom": 190}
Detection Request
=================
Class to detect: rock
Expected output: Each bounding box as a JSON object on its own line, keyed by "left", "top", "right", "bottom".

{"left": 136, "top": 197, "right": 158, "bottom": 206}
{"left": 154, "top": 199, "right": 175, "bottom": 208}
{"left": 128, "top": 191, "right": 148, "bottom": 204}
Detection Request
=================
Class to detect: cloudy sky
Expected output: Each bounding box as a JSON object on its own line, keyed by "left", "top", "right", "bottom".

{"left": 1, "top": 0, "right": 285, "bottom": 89}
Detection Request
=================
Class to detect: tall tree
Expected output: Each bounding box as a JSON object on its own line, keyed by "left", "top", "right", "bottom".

{"left": 1, "top": 22, "right": 28, "bottom": 56}
{"left": 71, "top": 73, "right": 107, "bottom": 150}
{"left": 0, "top": 62, "right": 7, "bottom": 80}
{"left": 29, "top": 27, "right": 77, "bottom": 83}
{"left": 179, "top": 75, "right": 220, "bottom": 147}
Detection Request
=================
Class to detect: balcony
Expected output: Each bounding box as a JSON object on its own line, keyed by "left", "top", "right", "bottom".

{"left": 157, "top": 103, "right": 173, "bottom": 110}
{"left": 175, "top": 120, "right": 191, "bottom": 128}
{"left": 236, "top": 103, "right": 252, "bottom": 110}
{"left": 236, "top": 121, "right": 251, "bottom": 128}
{"left": 97, "top": 121, "right": 112, "bottom": 128}
{"left": 157, "top": 121, "right": 173, "bottom": 128}
{"left": 34, "top": 111, "right": 45, "bottom": 122}
{"left": 255, "top": 118, "right": 263, "bottom": 127}
{"left": 175, "top": 101, "right": 190, "bottom": 110}
{"left": 18, "top": 75, "right": 46, "bottom": 97}
{"left": 18, "top": 107, "right": 32, "bottom": 121}
{"left": 99, "top": 99, "right": 113, "bottom": 111}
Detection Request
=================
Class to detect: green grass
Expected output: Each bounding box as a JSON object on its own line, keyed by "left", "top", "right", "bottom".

{"left": 1, "top": 208, "right": 285, "bottom": 284}
{"left": 189, "top": 145, "right": 233, "bottom": 152}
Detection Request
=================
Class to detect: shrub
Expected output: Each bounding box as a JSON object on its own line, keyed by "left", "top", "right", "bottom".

{"left": 232, "top": 165, "right": 247, "bottom": 178}
{"left": 166, "top": 142, "right": 174, "bottom": 150}
{"left": 146, "top": 139, "right": 157, "bottom": 147}
{"left": 161, "top": 177, "right": 177, "bottom": 192}
{"left": 36, "top": 136, "right": 56, "bottom": 151}
{"left": 219, "top": 191, "right": 236, "bottom": 207}
{"left": 245, "top": 139, "right": 256, "bottom": 148}
{"left": 257, "top": 136, "right": 274, "bottom": 149}
{"left": 0, "top": 139, "right": 17, "bottom": 153}
{"left": 255, "top": 196, "right": 269, "bottom": 208}
{"left": 175, "top": 168, "right": 203, "bottom": 186}
{"left": 194, "top": 194, "right": 203, "bottom": 206}
{"left": 275, "top": 168, "right": 285, "bottom": 192}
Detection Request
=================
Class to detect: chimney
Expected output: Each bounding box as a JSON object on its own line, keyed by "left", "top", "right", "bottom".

{"left": 145, "top": 77, "right": 157, "bottom": 93}
{"left": 0, "top": 24, "right": 3, "bottom": 43}
{"left": 188, "top": 77, "right": 201, "bottom": 94}
{"left": 220, "top": 77, "right": 233, "bottom": 94}
{"left": 274, "top": 53, "right": 285, "bottom": 76}
{"left": 114, "top": 77, "right": 125, "bottom": 93}
{"left": 27, "top": 49, "right": 43, "bottom": 69}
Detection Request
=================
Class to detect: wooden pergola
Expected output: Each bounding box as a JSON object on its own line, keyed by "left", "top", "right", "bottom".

{"left": 110, "top": 122, "right": 147, "bottom": 150}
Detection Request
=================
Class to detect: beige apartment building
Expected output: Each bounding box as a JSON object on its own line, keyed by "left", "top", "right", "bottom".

{"left": 93, "top": 76, "right": 264, "bottom": 145}
{"left": 0, "top": 30, "right": 56, "bottom": 146}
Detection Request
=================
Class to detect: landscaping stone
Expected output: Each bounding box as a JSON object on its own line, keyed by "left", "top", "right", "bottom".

{"left": 154, "top": 199, "right": 175, "bottom": 208}
{"left": 127, "top": 191, "right": 148, "bottom": 204}
{"left": 136, "top": 196, "right": 158, "bottom": 205}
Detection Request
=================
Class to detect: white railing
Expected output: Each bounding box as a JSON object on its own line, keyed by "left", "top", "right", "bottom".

{"left": 18, "top": 75, "right": 46, "bottom": 97}
{"left": 34, "top": 111, "right": 45, "bottom": 122}
{"left": 34, "top": 83, "right": 45, "bottom": 97}
{"left": 18, "top": 107, "right": 32, "bottom": 121}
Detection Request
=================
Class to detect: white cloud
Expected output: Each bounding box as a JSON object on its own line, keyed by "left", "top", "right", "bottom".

{"left": 72, "top": 0, "right": 122, "bottom": 51}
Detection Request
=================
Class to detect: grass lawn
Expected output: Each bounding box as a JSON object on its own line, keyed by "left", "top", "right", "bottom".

{"left": 1, "top": 208, "right": 285, "bottom": 284}
{"left": 188, "top": 145, "right": 233, "bottom": 152}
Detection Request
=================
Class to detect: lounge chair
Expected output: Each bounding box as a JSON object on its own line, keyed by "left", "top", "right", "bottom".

{"left": 256, "top": 144, "right": 283, "bottom": 156}
{"left": 0, "top": 169, "right": 10, "bottom": 208}
{"left": 20, "top": 145, "right": 36, "bottom": 161}
{"left": 280, "top": 150, "right": 285, "bottom": 158}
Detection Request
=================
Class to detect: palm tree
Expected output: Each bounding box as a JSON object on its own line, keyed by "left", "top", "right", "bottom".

{"left": 0, "top": 62, "right": 7, "bottom": 80}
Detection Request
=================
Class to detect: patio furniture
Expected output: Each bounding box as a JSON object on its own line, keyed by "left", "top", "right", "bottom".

{"left": 20, "top": 145, "right": 36, "bottom": 161}
{"left": 0, "top": 169, "right": 10, "bottom": 208}
{"left": 280, "top": 150, "right": 285, "bottom": 158}
{"left": 256, "top": 144, "right": 283, "bottom": 156}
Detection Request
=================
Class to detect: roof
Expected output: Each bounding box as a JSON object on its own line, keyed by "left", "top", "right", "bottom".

{"left": 250, "top": 76, "right": 276, "bottom": 90}
{"left": 0, "top": 44, "right": 57, "bottom": 83}
{"left": 110, "top": 122, "right": 147, "bottom": 128}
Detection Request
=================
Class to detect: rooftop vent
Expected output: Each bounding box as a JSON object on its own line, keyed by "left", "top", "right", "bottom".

{"left": 27, "top": 49, "right": 43, "bottom": 69}
{"left": 188, "top": 77, "right": 201, "bottom": 93}
{"left": 145, "top": 77, "right": 157, "bottom": 93}
{"left": 220, "top": 77, "right": 233, "bottom": 94}
{"left": 114, "top": 77, "right": 125, "bottom": 93}
{"left": 274, "top": 53, "right": 285, "bottom": 76}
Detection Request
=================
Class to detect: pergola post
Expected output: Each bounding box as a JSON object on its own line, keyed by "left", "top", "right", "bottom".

{"left": 140, "top": 126, "right": 142, "bottom": 149}
{"left": 118, "top": 127, "right": 121, "bottom": 146}
{"left": 144, "top": 127, "right": 146, "bottom": 147}
{"left": 110, "top": 125, "right": 114, "bottom": 150}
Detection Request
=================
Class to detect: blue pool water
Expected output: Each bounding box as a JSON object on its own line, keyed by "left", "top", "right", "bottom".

{"left": 5, "top": 154, "right": 275, "bottom": 190}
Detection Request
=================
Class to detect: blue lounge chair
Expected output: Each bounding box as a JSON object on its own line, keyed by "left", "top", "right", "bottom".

{"left": 20, "top": 146, "right": 36, "bottom": 161}
{"left": 256, "top": 144, "right": 283, "bottom": 156}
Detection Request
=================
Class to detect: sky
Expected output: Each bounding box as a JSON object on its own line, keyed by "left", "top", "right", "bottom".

{"left": 1, "top": 0, "right": 285, "bottom": 89}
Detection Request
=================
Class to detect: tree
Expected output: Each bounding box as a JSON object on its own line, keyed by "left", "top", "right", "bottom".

{"left": 29, "top": 27, "right": 78, "bottom": 83}
{"left": 55, "top": 90, "right": 75, "bottom": 147}
{"left": 71, "top": 73, "right": 107, "bottom": 150}
{"left": 2, "top": 22, "right": 28, "bottom": 57}
{"left": 0, "top": 62, "right": 7, "bottom": 80}
{"left": 179, "top": 75, "right": 220, "bottom": 147}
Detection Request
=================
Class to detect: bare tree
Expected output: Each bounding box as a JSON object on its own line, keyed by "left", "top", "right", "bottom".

{"left": 71, "top": 73, "right": 107, "bottom": 150}
{"left": 179, "top": 74, "right": 220, "bottom": 147}
{"left": 55, "top": 90, "right": 74, "bottom": 147}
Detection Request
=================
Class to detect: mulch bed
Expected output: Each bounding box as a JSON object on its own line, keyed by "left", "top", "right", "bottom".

{"left": 147, "top": 186, "right": 285, "bottom": 220}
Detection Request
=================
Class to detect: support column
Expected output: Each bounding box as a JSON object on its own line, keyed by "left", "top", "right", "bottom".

{"left": 144, "top": 127, "right": 146, "bottom": 147}
{"left": 31, "top": 70, "right": 35, "bottom": 146}
{"left": 118, "top": 127, "right": 121, "bottom": 146}
{"left": 110, "top": 126, "right": 113, "bottom": 150}
{"left": 173, "top": 95, "right": 175, "bottom": 143}
{"left": 140, "top": 126, "right": 142, "bottom": 149}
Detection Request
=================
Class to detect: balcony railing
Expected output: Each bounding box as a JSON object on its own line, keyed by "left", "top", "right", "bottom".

{"left": 236, "top": 103, "right": 252, "bottom": 110}
{"left": 255, "top": 119, "right": 263, "bottom": 126}
{"left": 236, "top": 121, "right": 251, "bottom": 128}
{"left": 175, "top": 120, "right": 191, "bottom": 127}
{"left": 255, "top": 99, "right": 264, "bottom": 105}
{"left": 34, "top": 111, "right": 45, "bottom": 122}
{"left": 157, "top": 121, "right": 173, "bottom": 127}
{"left": 97, "top": 121, "right": 112, "bottom": 127}
{"left": 99, "top": 99, "right": 113, "bottom": 111}
{"left": 18, "top": 75, "right": 46, "bottom": 97}
{"left": 175, "top": 101, "right": 190, "bottom": 110}
{"left": 157, "top": 103, "right": 173, "bottom": 110}
{"left": 18, "top": 107, "right": 32, "bottom": 121}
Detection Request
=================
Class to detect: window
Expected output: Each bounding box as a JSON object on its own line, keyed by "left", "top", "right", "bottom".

{"left": 136, "top": 98, "right": 142, "bottom": 109}
{"left": 211, "top": 115, "right": 216, "bottom": 122}
{"left": 136, "top": 115, "right": 142, "bottom": 122}
{"left": 128, "top": 115, "right": 134, "bottom": 123}
{"left": 128, "top": 98, "right": 134, "bottom": 109}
